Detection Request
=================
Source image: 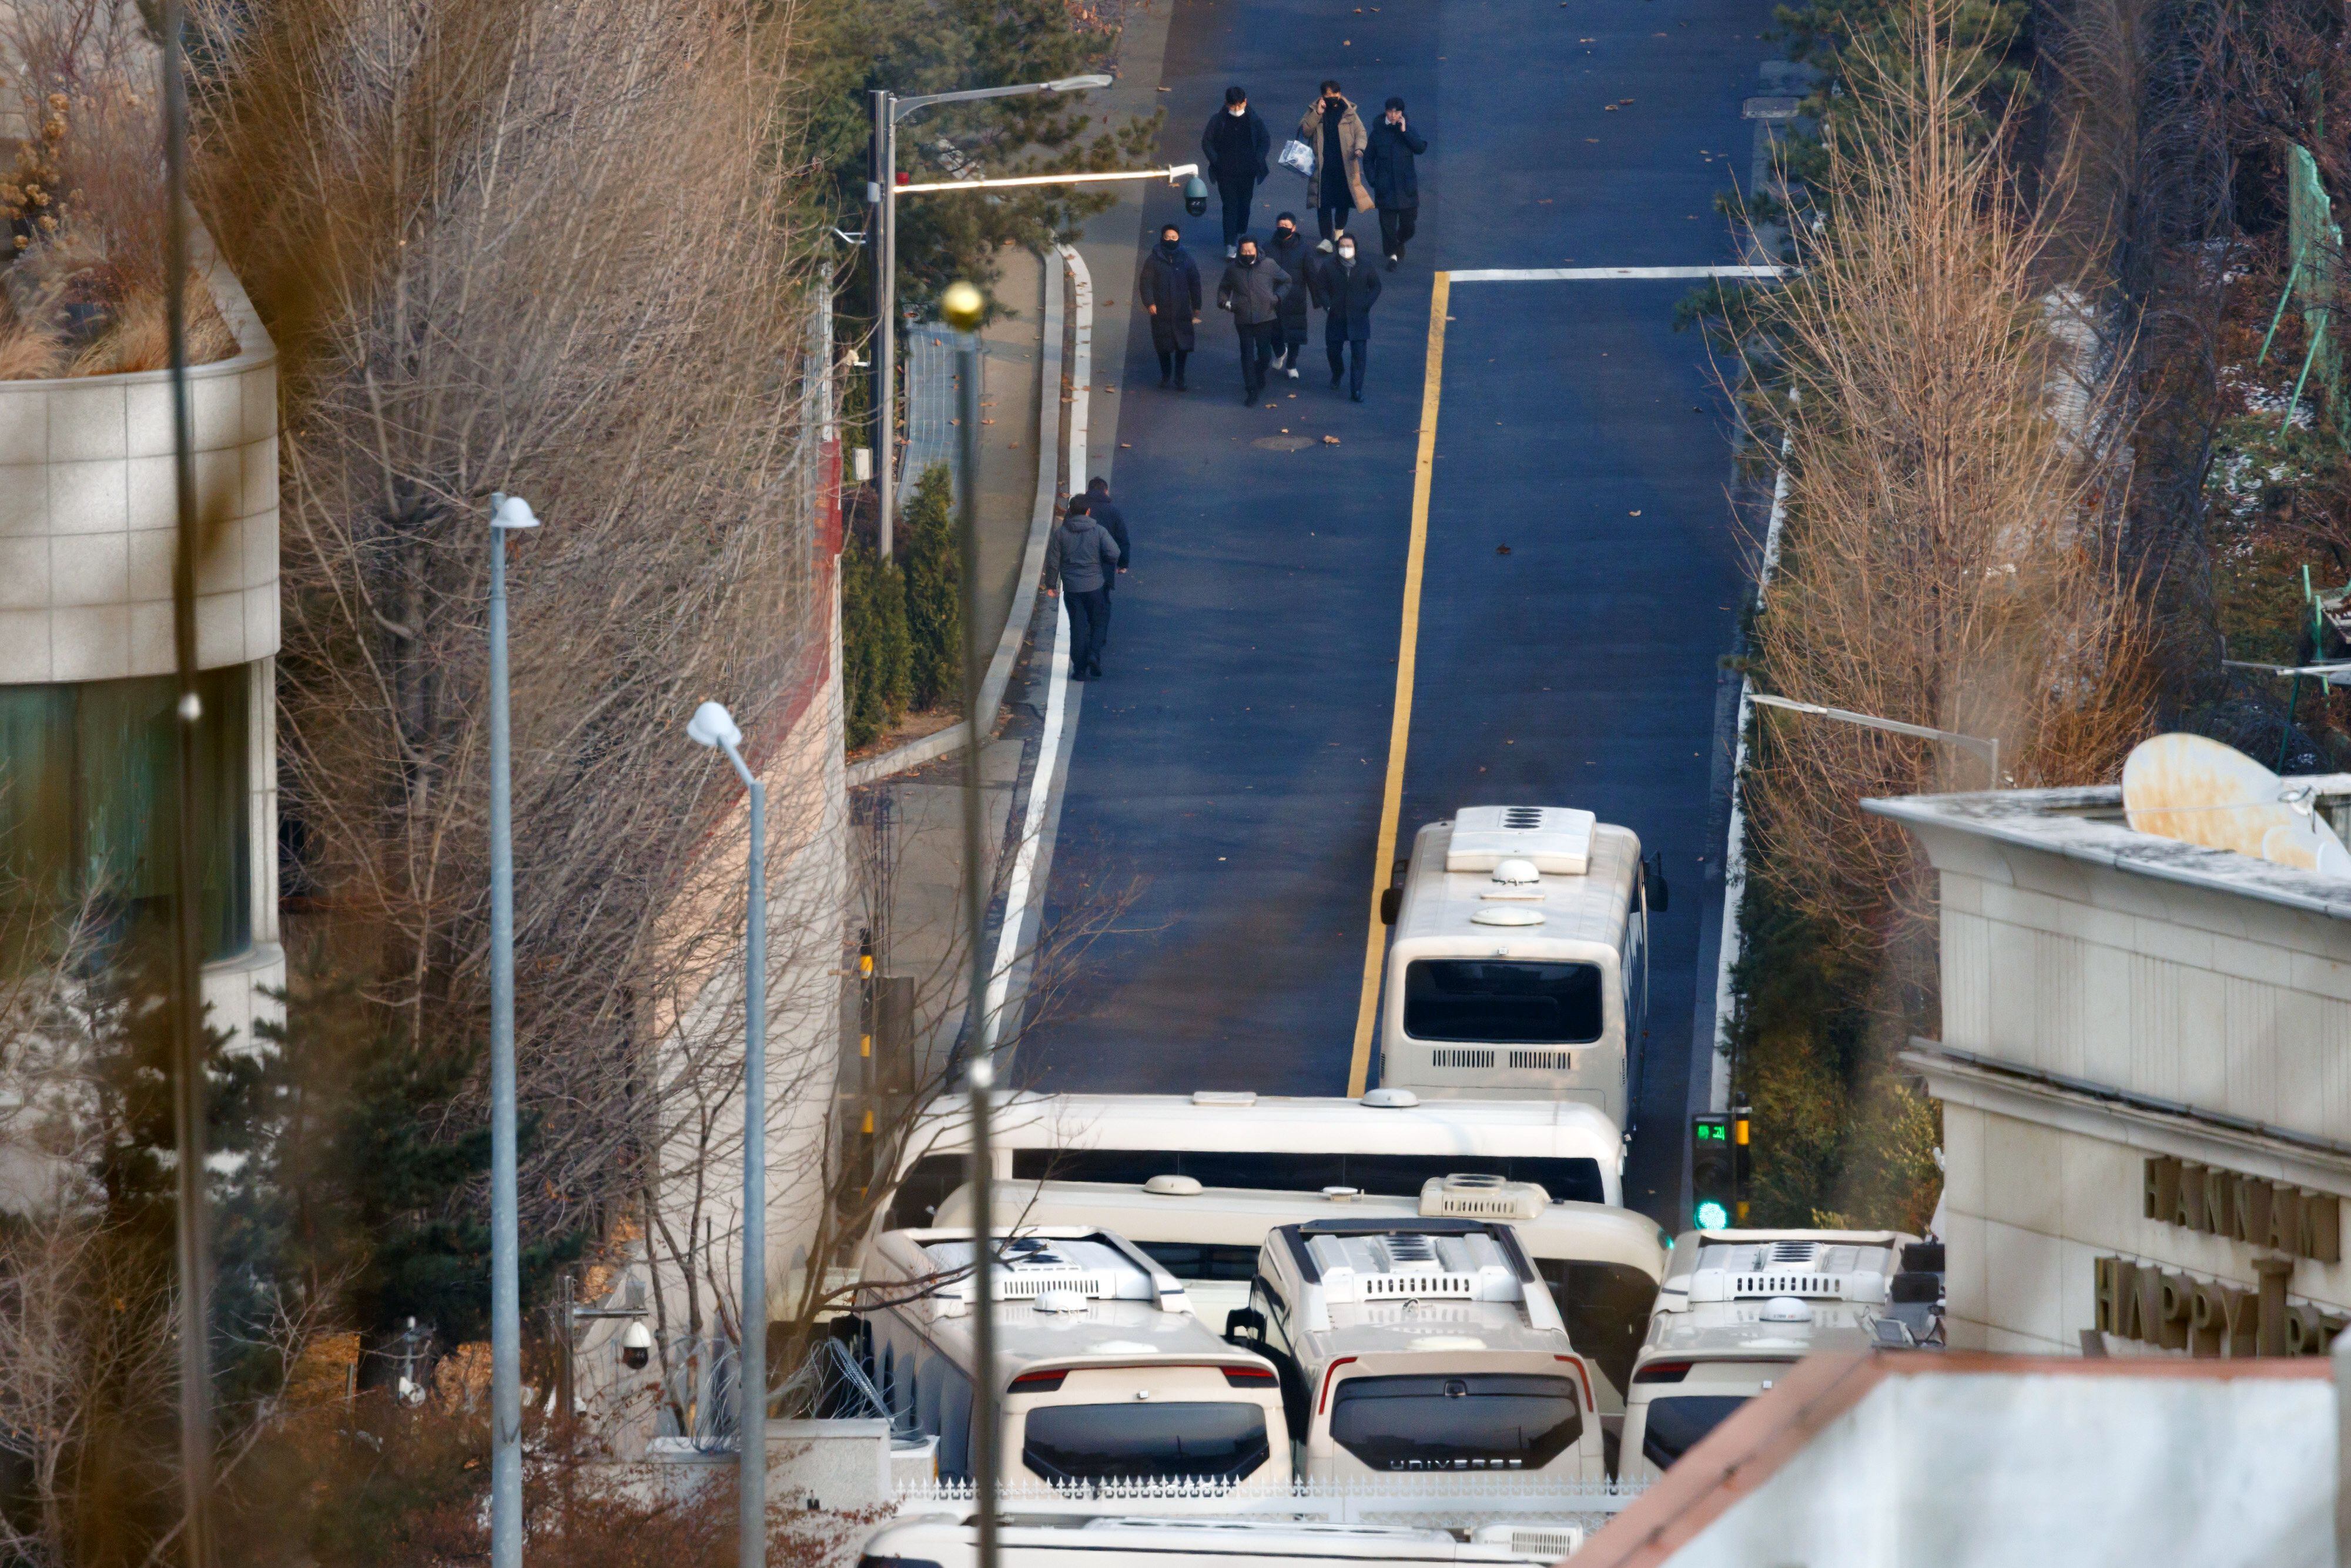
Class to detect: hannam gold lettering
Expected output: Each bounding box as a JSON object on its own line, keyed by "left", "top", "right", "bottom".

{"left": 2145, "top": 1157, "right": 2179, "bottom": 1222}
{"left": 2176, "top": 1162, "right": 2206, "bottom": 1231}
{"left": 2203, "top": 1167, "right": 2233, "bottom": 1237}
{"left": 2301, "top": 1192, "right": 2341, "bottom": 1264}
{"left": 2269, "top": 1185, "right": 2303, "bottom": 1254}
{"left": 2235, "top": 1178, "right": 2272, "bottom": 1247}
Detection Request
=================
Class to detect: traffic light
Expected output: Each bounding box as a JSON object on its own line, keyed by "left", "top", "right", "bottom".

{"left": 1732, "top": 1101, "right": 1753, "bottom": 1224}
{"left": 1692, "top": 1114, "right": 1735, "bottom": 1231}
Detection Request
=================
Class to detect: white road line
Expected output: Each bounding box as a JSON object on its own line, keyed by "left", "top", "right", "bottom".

{"left": 1448, "top": 264, "right": 1789, "bottom": 282}
{"left": 980, "top": 244, "right": 1089, "bottom": 1054}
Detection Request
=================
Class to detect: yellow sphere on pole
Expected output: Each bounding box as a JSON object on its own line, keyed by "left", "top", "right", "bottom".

{"left": 939, "top": 280, "right": 986, "bottom": 332}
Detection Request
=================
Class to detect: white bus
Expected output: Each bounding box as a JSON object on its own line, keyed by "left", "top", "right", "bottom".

{"left": 880, "top": 1091, "right": 1626, "bottom": 1241}
{"left": 1375, "top": 806, "right": 1663, "bottom": 1128}
{"left": 858, "top": 1516, "right": 1586, "bottom": 1568}
{"left": 857, "top": 1226, "right": 1291, "bottom": 1490}
{"left": 1619, "top": 1228, "right": 1914, "bottom": 1483}
{"left": 1226, "top": 1216, "right": 1609, "bottom": 1482}
{"left": 927, "top": 1174, "right": 1667, "bottom": 1419}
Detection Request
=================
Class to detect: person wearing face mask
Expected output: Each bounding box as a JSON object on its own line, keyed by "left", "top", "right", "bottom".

{"left": 1043, "top": 494, "right": 1121, "bottom": 681}
{"left": 1199, "top": 85, "right": 1271, "bottom": 259}
{"left": 1309, "top": 233, "right": 1382, "bottom": 401}
{"left": 1265, "top": 212, "right": 1314, "bottom": 379}
{"left": 1215, "top": 236, "right": 1290, "bottom": 406}
{"left": 1138, "top": 223, "right": 1202, "bottom": 390}
{"left": 1298, "top": 80, "right": 1372, "bottom": 250}
{"left": 1364, "top": 97, "right": 1428, "bottom": 270}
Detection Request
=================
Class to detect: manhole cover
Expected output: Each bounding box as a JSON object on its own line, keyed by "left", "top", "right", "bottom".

{"left": 1252, "top": 435, "right": 1315, "bottom": 452}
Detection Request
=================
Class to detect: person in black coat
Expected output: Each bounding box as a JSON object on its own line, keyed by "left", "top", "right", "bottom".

{"left": 1200, "top": 85, "right": 1271, "bottom": 257}
{"left": 1137, "top": 225, "right": 1203, "bottom": 390}
{"left": 1364, "top": 98, "right": 1427, "bottom": 269}
{"left": 1309, "top": 234, "right": 1382, "bottom": 401}
{"left": 1216, "top": 236, "right": 1290, "bottom": 406}
{"left": 1265, "top": 213, "right": 1315, "bottom": 379}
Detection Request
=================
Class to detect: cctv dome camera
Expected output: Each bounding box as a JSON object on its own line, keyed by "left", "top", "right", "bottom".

{"left": 621, "top": 1320, "right": 654, "bottom": 1370}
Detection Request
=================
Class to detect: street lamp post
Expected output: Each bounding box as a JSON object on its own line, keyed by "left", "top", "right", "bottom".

{"left": 485, "top": 491, "right": 539, "bottom": 1568}
{"left": 685, "top": 700, "right": 768, "bottom": 1568}
{"left": 1748, "top": 692, "right": 2002, "bottom": 787}
{"left": 867, "top": 73, "right": 1112, "bottom": 558}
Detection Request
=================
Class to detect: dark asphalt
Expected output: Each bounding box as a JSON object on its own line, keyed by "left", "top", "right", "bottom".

{"left": 1016, "top": 0, "right": 1772, "bottom": 1226}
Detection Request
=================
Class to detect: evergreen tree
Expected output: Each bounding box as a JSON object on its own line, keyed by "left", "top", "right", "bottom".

{"left": 843, "top": 532, "right": 913, "bottom": 749}
{"left": 902, "top": 463, "right": 964, "bottom": 711}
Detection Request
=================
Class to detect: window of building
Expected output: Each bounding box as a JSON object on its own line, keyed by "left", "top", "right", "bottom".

{"left": 0, "top": 669, "right": 252, "bottom": 960}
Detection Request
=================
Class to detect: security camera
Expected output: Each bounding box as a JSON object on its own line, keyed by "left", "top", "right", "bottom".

{"left": 1184, "top": 175, "right": 1209, "bottom": 218}
{"left": 621, "top": 1320, "right": 654, "bottom": 1371}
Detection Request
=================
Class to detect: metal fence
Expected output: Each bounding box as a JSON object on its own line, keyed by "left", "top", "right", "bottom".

{"left": 2262, "top": 143, "right": 2345, "bottom": 436}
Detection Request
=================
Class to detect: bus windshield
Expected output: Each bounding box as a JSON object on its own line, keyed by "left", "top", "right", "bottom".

{"left": 1328, "top": 1375, "right": 1583, "bottom": 1471}
{"left": 1022, "top": 1402, "right": 1271, "bottom": 1482}
{"left": 1404, "top": 960, "right": 1605, "bottom": 1044}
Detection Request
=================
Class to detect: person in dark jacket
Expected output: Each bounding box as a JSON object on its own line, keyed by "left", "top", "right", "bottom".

{"left": 1364, "top": 98, "right": 1428, "bottom": 269}
{"left": 1084, "top": 477, "right": 1130, "bottom": 592}
{"left": 1265, "top": 212, "right": 1314, "bottom": 379}
{"left": 1137, "top": 225, "right": 1202, "bottom": 390}
{"left": 1200, "top": 86, "right": 1271, "bottom": 258}
{"left": 1215, "top": 236, "right": 1290, "bottom": 406}
{"left": 1309, "top": 233, "right": 1382, "bottom": 401}
{"left": 1043, "top": 495, "right": 1122, "bottom": 680}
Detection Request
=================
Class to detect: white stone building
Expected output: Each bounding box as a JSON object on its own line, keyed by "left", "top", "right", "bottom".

{"left": 1867, "top": 782, "right": 2351, "bottom": 1358}
{"left": 0, "top": 239, "right": 283, "bottom": 1050}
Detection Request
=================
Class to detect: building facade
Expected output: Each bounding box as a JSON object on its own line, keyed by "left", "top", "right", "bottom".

{"left": 1868, "top": 783, "right": 2351, "bottom": 1358}
{"left": 0, "top": 237, "right": 282, "bottom": 1050}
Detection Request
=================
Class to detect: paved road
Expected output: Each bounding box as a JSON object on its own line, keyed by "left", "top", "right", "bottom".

{"left": 1017, "top": 0, "right": 1772, "bottom": 1225}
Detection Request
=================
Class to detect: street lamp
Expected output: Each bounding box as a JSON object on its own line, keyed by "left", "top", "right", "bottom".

{"left": 938, "top": 277, "right": 1002, "bottom": 1568}
{"left": 1749, "top": 691, "right": 2002, "bottom": 787}
{"left": 868, "top": 73, "right": 1114, "bottom": 557}
{"left": 485, "top": 490, "right": 538, "bottom": 1568}
{"left": 684, "top": 698, "right": 768, "bottom": 1568}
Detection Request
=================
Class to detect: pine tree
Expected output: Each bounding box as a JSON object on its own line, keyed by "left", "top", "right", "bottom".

{"left": 843, "top": 533, "right": 912, "bottom": 749}
{"left": 902, "top": 463, "right": 964, "bottom": 711}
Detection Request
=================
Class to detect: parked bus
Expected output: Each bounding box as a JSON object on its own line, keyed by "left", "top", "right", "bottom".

{"left": 880, "top": 1091, "right": 1626, "bottom": 1242}
{"left": 1223, "top": 1216, "right": 1609, "bottom": 1482}
{"left": 926, "top": 1173, "right": 1666, "bottom": 1420}
{"left": 1375, "top": 805, "right": 1666, "bottom": 1128}
{"left": 1619, "top": 1228, "right": 1920, "bottom": 1483}
{"left": 856, "top": 1226, "right": 1290, "bottom": 1490}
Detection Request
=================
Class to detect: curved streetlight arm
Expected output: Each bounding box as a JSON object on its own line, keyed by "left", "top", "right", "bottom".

{"left": 1749, "top": 691, "right": 2001, "bottom": 786}
{"left": 898, "top": 162, "right": 1198, "bottom": 196}
{"left": 895, "top": 74, "right": 1113, "bottom": 120}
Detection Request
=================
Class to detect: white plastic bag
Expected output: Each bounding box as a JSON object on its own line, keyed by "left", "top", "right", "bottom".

{"left": 1277, "top": 137, "right": 1315, "bottom": 180}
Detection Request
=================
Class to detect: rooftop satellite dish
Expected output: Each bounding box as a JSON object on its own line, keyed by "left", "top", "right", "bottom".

{"left": 2120, "top": 733, "right": 2351, "bottom": 877}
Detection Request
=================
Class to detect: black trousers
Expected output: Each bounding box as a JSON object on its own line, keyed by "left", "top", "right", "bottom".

{"left": 1275, "top": 324, "right": 1307, "bottom": 369}
{"left": 1317, "top": 202, "right": 1352, "bottom": 243}
{"left": 1065, "top": 587, "right": 1111, "bottom": 676}
{"left": 1327, "top": 334, "right": 1367, "bottom": 396}
{"left": 1155, "top": 346, "right": 1191, "bottom": 384}
{"left": 1237, "top": 320, "right": 1278, "bottom": 398}
{"left": 1218, "top": 177, "right": 1258, "bottom": 247}
{"left": 1379, "top": 205, "right": 1418, "bottom": 259}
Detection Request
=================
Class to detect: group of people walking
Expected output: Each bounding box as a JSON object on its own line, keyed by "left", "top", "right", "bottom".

{"left": 1140, "top": 80, "right": 1424, "bottom": 404}
{"left": 1064, "top": 82, "right": 1426, "bottom": 677}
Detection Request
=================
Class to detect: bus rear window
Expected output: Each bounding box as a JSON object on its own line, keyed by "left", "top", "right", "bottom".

{"left": 1329, "top": 1375, "right": 1582, "bottom": 1471}
{"left": 1404, "top": 960, "right": 1603, "bottom": 1045}
{"left": 1136, "top": 1241, "right": 1262, "bottom": 1280}
{"left": 1022, "top": 1402, "right": 1270, "bottom": 1483}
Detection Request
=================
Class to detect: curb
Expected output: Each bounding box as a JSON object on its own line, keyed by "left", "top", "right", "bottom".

{"left": 846, "top": 252, "right": 1070, "bottom": 789}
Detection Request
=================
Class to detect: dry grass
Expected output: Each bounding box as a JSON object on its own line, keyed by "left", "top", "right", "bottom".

{"left": 1743, "top": 1, "right": 2158, "bottom": 961}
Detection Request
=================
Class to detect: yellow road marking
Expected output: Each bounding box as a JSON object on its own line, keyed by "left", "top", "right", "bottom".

{"left": 1348, "top": 271, "right": 1451, "bottom": 1097}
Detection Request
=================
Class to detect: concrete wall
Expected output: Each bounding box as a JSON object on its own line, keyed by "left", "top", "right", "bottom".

{"left": 0, "top": 246, "right": 279, "bottom": 684}
{"left": 1659, "top": 1369, "right": 2332, "bottom": 1568}
{"left": 1923, "top": 820, "right": 2351, "bottom": 1148}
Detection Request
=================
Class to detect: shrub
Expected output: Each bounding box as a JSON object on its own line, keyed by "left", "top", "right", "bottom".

{"left": 902, "top": 463, "right": 963, "bottom": 711}
{"left": 843, "top": 533, "right": 911, "bottom": 749}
